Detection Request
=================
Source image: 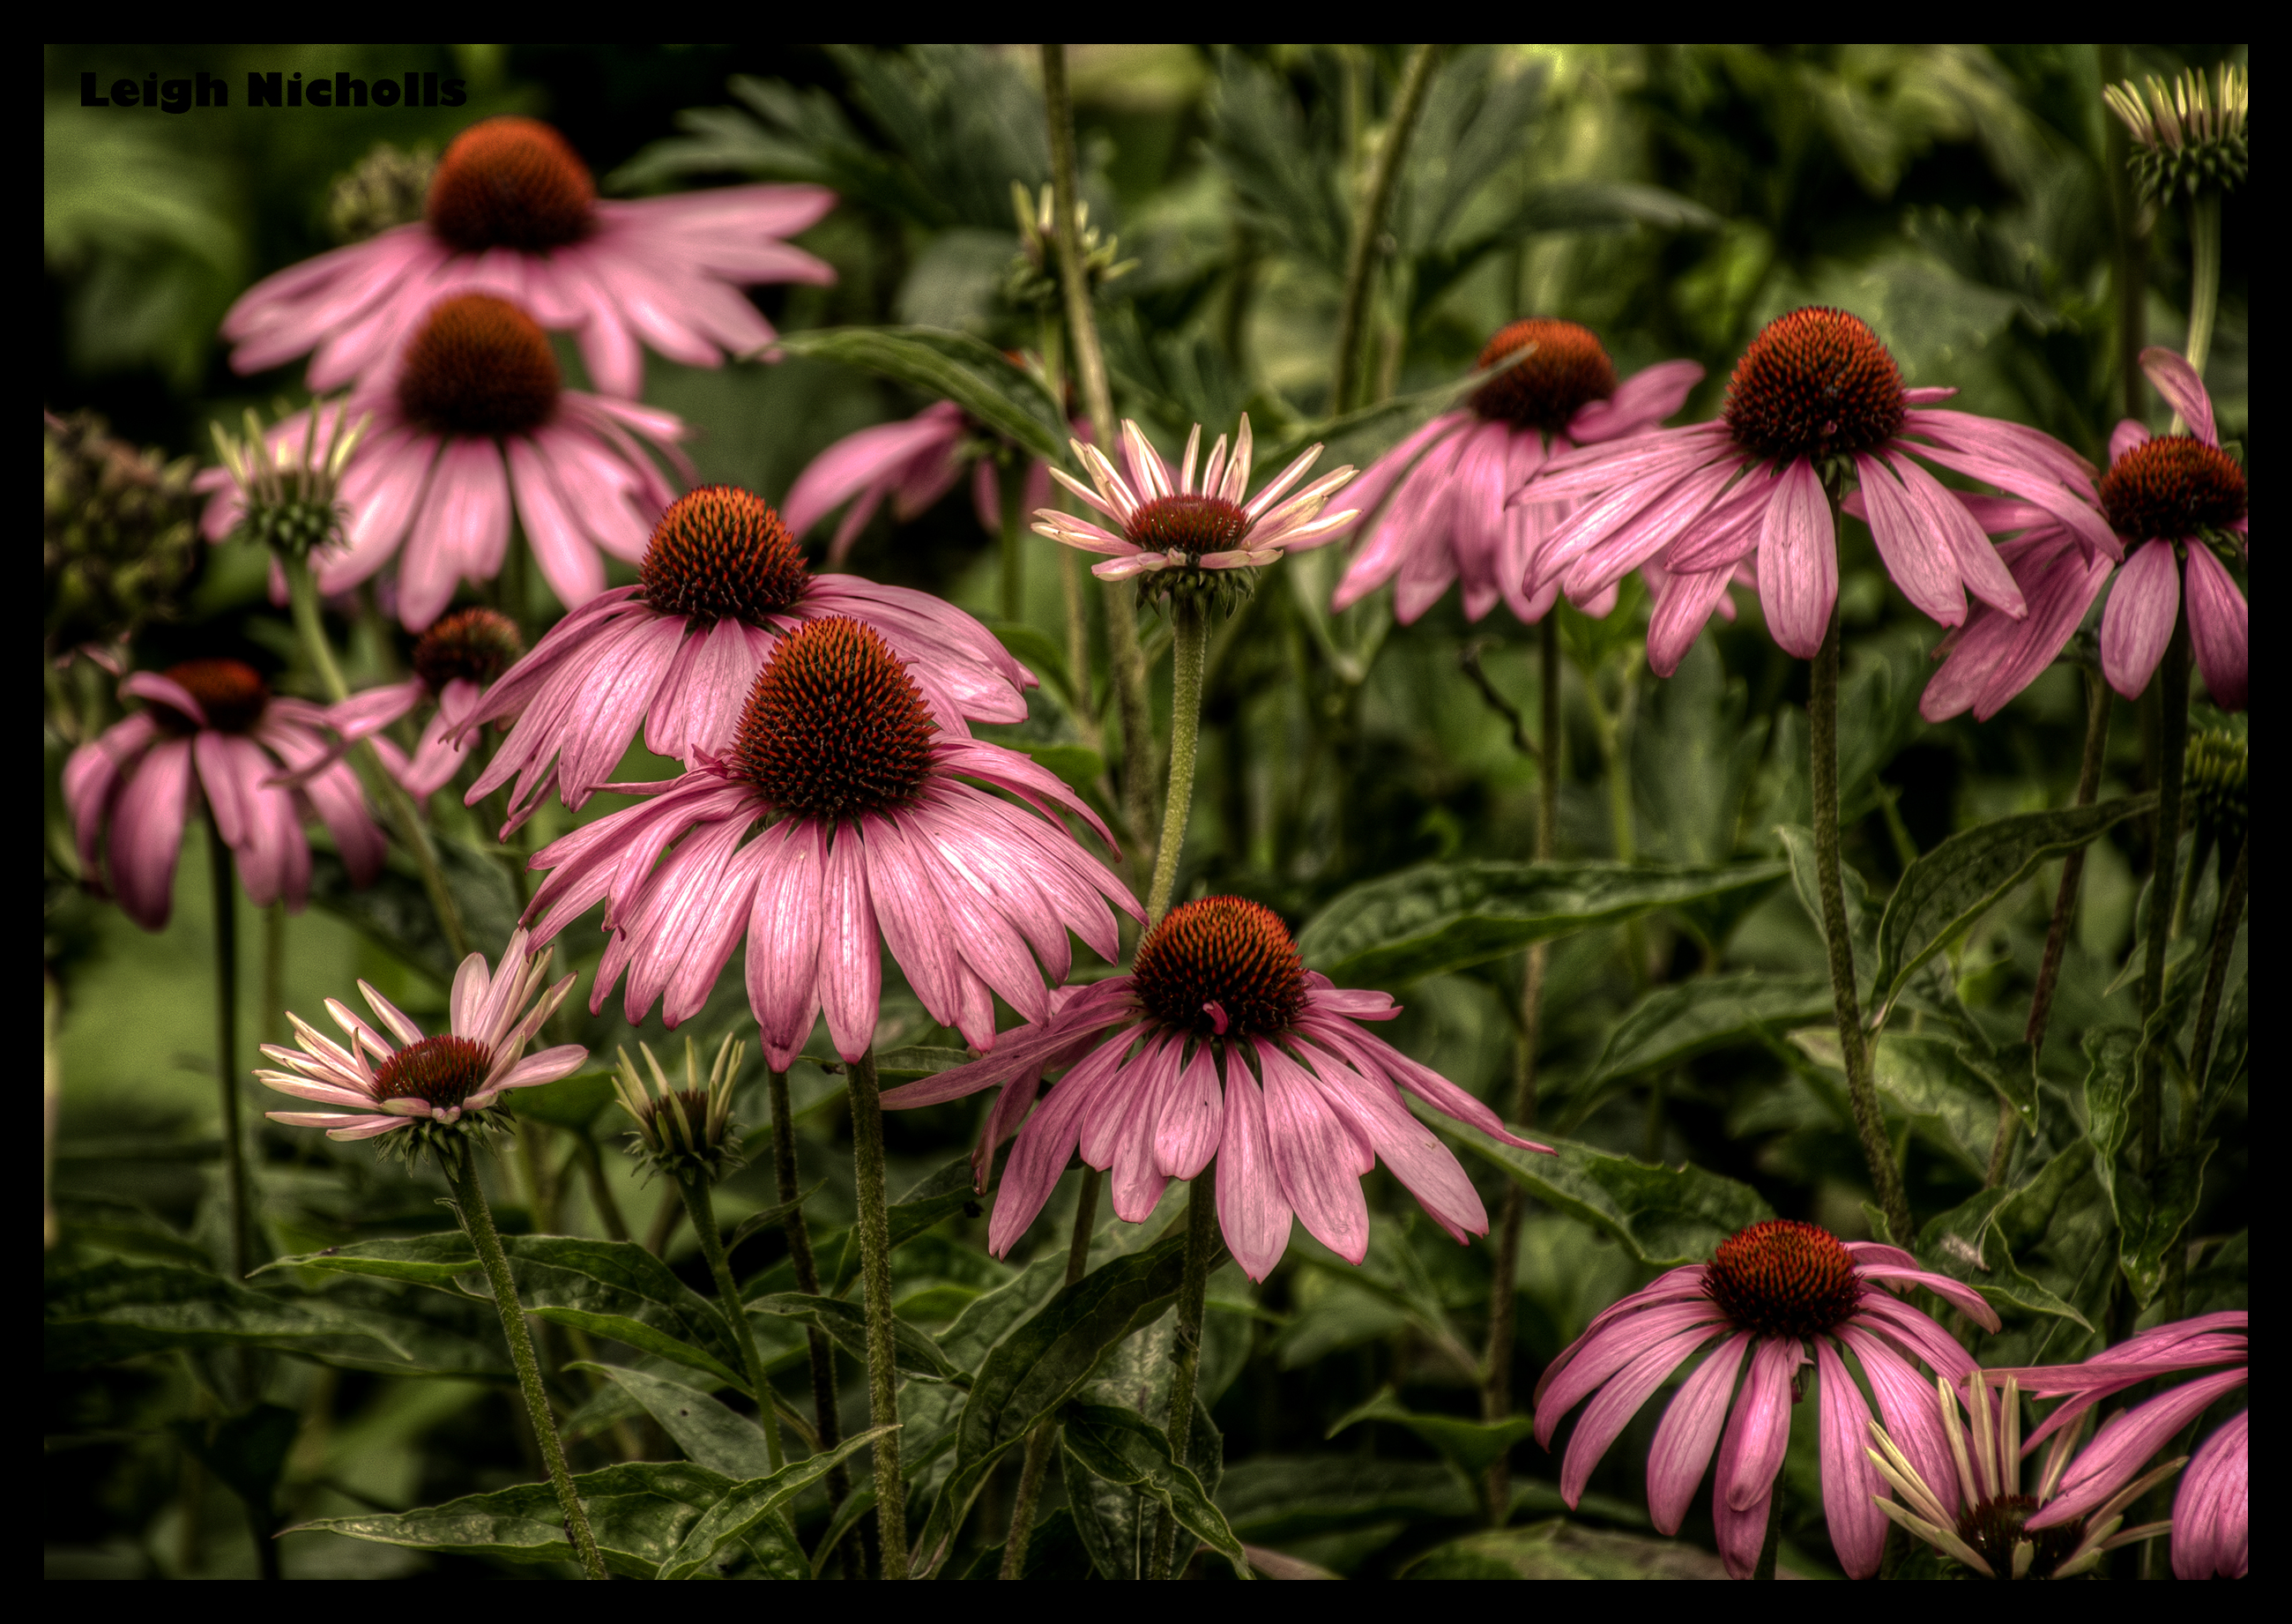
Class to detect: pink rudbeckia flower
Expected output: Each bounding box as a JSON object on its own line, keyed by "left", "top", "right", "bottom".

{"left": 2174, "top": 1409, "right": 2248, "bottom": 1580}
{"left": 63, "top": 659, "right": 385, "bottom": 929}
{"left": 195, "top": 294, "right": 691, "bottom": 630}
{"left": 782, "top": 397, "right": 1063, "bottom": 569}
{"left": 221, "top": 116, "right": 835, "bottom": 400}
{"left": 462, "top": 487, "right": 1033, "bottom": 832}
{"left": 1534, "top": 1219, "right": 2000, "bottom": 1579}
{"left": 1522, "top": 307, "right": 2112, "bottom": 672}
{"left": 1032, "top": 415, "right": 1358, "bottom": 582}
{"left": 1866, "top": 1368, "right": 2184, "bottom": 1580}
{"left": 257, "top": 927, "right": 586, "bottom": 1143}
{"left": 1331, "top": 319, "right": 1704, "bottom": 623}
{"left": 879, "top": 897, "right": 1553, "bottom": 1282}
{"left": 1920, "top": 350, "right": 2250, "bottom": 719}
{"left": 522, "top": 616, "right": 1138, "bottom": 1054}
{"left": 283, "top": 608, "right": 524, "bottom": 801}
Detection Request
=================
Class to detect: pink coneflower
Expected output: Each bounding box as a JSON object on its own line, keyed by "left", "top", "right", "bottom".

{"left": 257, "top": 927, "right": 585, "bottom": 1149}
{"left": 1031, "top": 416, "right": 1358, "bottom": 584}
{"left": 1920, "top": 350, "right": 2249, "bottom": 719}
{"left": 1865, "top": 1369, "right": 2183, "bottom": 1580}
{"left": 1523, "top": 308, "right": 2115, "bottom": 670}
{"left": 782, "top": 399, "right": 1061, "bottom": 568}
{"left": 222, "top": 116, "right": 835, "bottom": 400}
{"left": 195, "top": 294, "right": 691, "bottom": 629}
{"left": 63, "top": 659, "right": 385, "bottom": 929}
{"left": 2174, "top": 1409, "right": 2248, "bottom": 1579}
{"left": 1532, "top": 1220, "right": 2001, "bottom": 1579}
{"left": 878, "top": 896, "right": 1552, "bottom": 1281}
{"left": 1331, "top": 320, "right": 1703, "bottom": 623}
{"left": 461, "top": 487, "right": 1033, "bottom": 831}
{"left": 521, "top": 616, "right": 1138, "bottom": 1053}
{"left": 282, "top": 608, "right": 524, "bottom": 800}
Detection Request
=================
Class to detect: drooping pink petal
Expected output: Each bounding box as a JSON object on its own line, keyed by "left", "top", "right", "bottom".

{"left": 1713, "top": 1336, "right": 1800, "bottom": 1577}
{"left": 1855, "top": 452, "right": 1965, "bottom": 626}
{"left": 1254, "top": 1039, "right": 1371, "bottom": 1263}
{"left": 1756, "top": 457, "right": 1834, "bottom": 658}
{"left": 1645, "top": 1332, "right": 1752, "bottom": 1534}
{"left": 64, "top": 713, "right": 158, "bottom": 879}
{"left": 2139, "top": 347, "right": 2217, "bottom": 447}
{"left": 2183, "top": 541, "right": 2249, "bottom": 711}
{"left": 2171, "top": 1410, "right": 2248, "bottom": 1580}
{"left": 506, "top": 434, "right": 606, "bottom": 610}
{"left": 108, "top": 739, "right": 195, "bottom": 928}
{"left": 2099, "top": 540, "right": 2181, "bottom": 699}
{"left": 1294, "top": 1039, "right": 1485, "bottom": 1243}
{"left": 816, "top": 822, "right": 881, "bottom": 1062}
{"left": 1155, "top": 1039, "right": 1225, "bottom": 1181}
{"left": 1567, "top": 358, "right": 1703, "bottom": 443}
{"left": 745, "top": 818, "right": 823, "bottom": 1069}
{"left": 2027, "top": 1367, "right": 2248, "bottom": 1531}
{"left": 1215, "top": 1054, "right": 1291, "bottom": 1281}
{"left": 1837, "top": 1325, "right": 1968, "bottom": 1523}
{"left": 2109, "top": 419, "right": 2150, "bottom": 463}
{"left": 1534, "top": 1299, "right": 1736, "bottom": 1448}
{"left": 1559, "top": 1324, "right": 1721, "bottom": 1507}
{"left": 1815, "top": 1337, "right": 1888, "bottom": 1578}
{"left": 1854, "top": 1264, "right": 2002, "bottom": 1330}
{"left": 989, "top": 1036, "right": 1129, "bottom": 1256}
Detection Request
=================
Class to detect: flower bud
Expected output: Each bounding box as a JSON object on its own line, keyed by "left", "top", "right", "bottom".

{"left": 612, "top": 1034, "right": 746, "bottom": 1183}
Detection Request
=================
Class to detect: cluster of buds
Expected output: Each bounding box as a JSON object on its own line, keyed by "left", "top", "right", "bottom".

{"left": 328, "top": 142, "right": 439, "bottom": 244}
{"left": 1003, "top": 181, "right": 1135, "bottom": 310}
{"left": 2104, "top": 63, "right": 2249, "bottom": 205}
{"left": 209, "top": 401, "right": 369, "bottom": 559}
{"left": 42, "top": 410, "right": 201, "bottom": 667}
{"left": 2185, "top": 724, "right": 2249, "bottom": 854}
{"left": 612, "top": 1034, "right": 746, "bottom": 1184}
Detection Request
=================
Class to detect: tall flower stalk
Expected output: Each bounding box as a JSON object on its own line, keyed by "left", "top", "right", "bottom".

{"left": 766, "top": 1065, "right": 852, "bottom": 1573}
{"left": 205, "top": 815, "right": 250, "bottom": 1279}
{"left": 845, "top": 1047, "right": 905, "bottom": 1576}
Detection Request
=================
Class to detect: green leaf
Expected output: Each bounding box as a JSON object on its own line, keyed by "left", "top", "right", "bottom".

{"left": 726, "top": 1183, "right": 823, "bottom": 1255}
{"left": 823, "top": 1153, "right": 979, "bottom": 1292}
{"left": 1299, "top": 860, "right": 1787, "bottom": 986}
{"left": 1870, "top": 796, "right": 2155, "bottom": 1013}
{"left": 1060, "top": 1402, "right": 1253, "bottom": 1578}
{"left": 907, "top": 1226, "right": 1203, "bottom": 1577}
{"left": 1401, "top": 1518, "right": 1738, "bottom": 1580}
{"left": 268, "top": 1233, "right": 746, "bottom": 1389}
{"left": 1974, "top": 1138, "right": 2122, "bottom": 1365}
{"left": 1587, "top": 972, "right": 1835, "bottom": 1088}
{"left": 1870, "top": 1032, "right": 2003, "bottom": 1174}
{"left": 1776, "top": 823, "right": 1875, "bottom": 998}
{"left": 1017, "top": 742, "right": 1105, "bottom": 794}
{"left": 749, "top": 1292, "right": 965, "bottom": 1383}
{"left": 1216, "top": 1457, "right": 1474, "bottom": 1543}
{"left": 1324, "top": 1388, "right": 1536, "bottom": 1479}
{"left": 1958, "top": 1040, "right": 2039, "bottom": 1134}
{"left": 504, "top": 1070, "right": 619, "bottom": 1135}
{"left": 2082, "top": 1025, "right": 2212, "bottom": 1307}
{"left": 1913, "top": 1182, "right": 2092, "bottom": 1329}
{"left": 773, "top": 327, "right": 1068, "bottom": 462}
{"left": 568, "top": 1362, "right": 777, "bottom": 1480}
{"left": 1414, "top": 1103, "right": 1772, "bottom": 1266}
{"left": 654, "top": 1430, "right": 885, "bottom": 1582}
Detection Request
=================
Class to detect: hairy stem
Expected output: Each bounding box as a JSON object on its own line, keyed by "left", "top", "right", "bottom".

{"left": 1332, "top": 45, "right": 1440, "bottom": 413}
{"left": 1145, "top": 596, "right": 1209, "bottom": 925}
{"left": 1000, "top": 1166, "right": 1102, "bottom": 1578}
{"left": 846, "top": 1048, "right": 907, "bottom": 1576}
{"left": 1482, "top": 624, "right": 1559, "bottom": 1522}
{"left": 999, "top": 458, "right": 1028, "bottom": 625}
{"left": 769, "top": 1069, "right": 853, "bottom": 1576}
{"left": 205, "top": 816, "right": 251, "bottom": 1280}
{"left": 2136, "top": 609, "right": 2192, "bottom": 1170}
{"left": 679, "top": 1176, "right": 786, "bottom": 1471}
{"left": 445, "top": 1138, "right": 606, "bottom": 1580}
{"left": 1990, "top": 667, "right": 2112, "bottom": 1186}
{"left": 1146, "top": 1165, "right": 1219, "bottom": 1580}
{"left": 1811, "top": 606, "right": 1913, "bottom": 1244}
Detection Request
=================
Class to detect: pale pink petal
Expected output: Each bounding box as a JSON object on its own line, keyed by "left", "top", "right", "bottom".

{"left": 2139, "top": 347, "right": 2217, "bottom": 446}
{"left": 816, "top": 823, "right": 880, "bottom": 1062}
{"left": 1533, "top": 1298, "right": 1734, "bottom": 1447}
{"left": 989, "top": 1037, "right": 1128, "bottom": 1256}
{"left": 506, "top": 435, "right": 606, "bottom": 610}
{"left": 1855, "top": 452, "right": 1965, "bottom": 626}
{"left": 1155, "top": 1039, "right": 1224, "bottom": 1181}
{"left": 1215, "top": 1054, "right": 1291, "bottom": 1281}
{"left": 745, "top": 819, "right": 823, "bottom": 1069}
{"left": 2171, "top": 1411, "right": 2248, "bottom": 1580}
{"left": 1559, "top": 1324, "right": 1721, "bottom": 1507}
{"left": 2099, "top": 540, "right": 2181, "bottom": 699}
{"left": 1815, "top": 1337, "right": 1888, "bottom": 1578}
{"left": 1567, "top": 358, "right": 1703, "bottom": 443}
{"left": 109, "top": 739, "right": 194, "bottom": 928}
{"left": 2109, "top": 419, "right": 2150, "bottom": 462}
{"left": 1756, "top": 457, "right": 1834, "bottom": 658}
{"left": 2183, "top": 542, "right": 2249, "bottom": 711}
{"left": 1254, "top": 1040, "right": 1370, "bottom": 1263}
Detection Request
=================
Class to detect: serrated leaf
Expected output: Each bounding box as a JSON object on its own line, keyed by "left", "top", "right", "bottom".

{"left": 1871, "top": 796, "right": 2155, "bottom": 1013}
{"left": 1587, "top": 972, "right": 1835, "bottom": 1088}
{"left": 1298, "top": 860, "right": 1786, "bottom": 985}
{"left": 2082, "top": 1025, "right": 2211, "bottom": 1307}
{"left": 772, "top": 327, "right": 1068, "bottom": 462}
{"left": 1412, "top": 1102, "right": 1772, "bottom": 1266}
{"left": 654, "top": 1429, "right": 884, "bottom": 1582}
{"left": 1325, "top": 1387, "right": 1537, "bottom": 1479}
{"left": 569, "top": 1362, "right": 778, "bottom": 1480}
{"left": 1060, "top": 1402, "right": 1252, "bottom": 1577}
{"left": 749, "top": 1292, "right": 964, "bottom": 1382}
{"left": 1913, "top": 1182, "right": 2091, "bottom": 1329}
{"left": 1871, "top": 1032, "right": 2000, "bottom": 1174}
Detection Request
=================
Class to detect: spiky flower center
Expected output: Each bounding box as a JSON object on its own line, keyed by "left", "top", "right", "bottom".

{"left": 413, "top": 607, "right": 524, "bottom": 692}
{"left": 397, "top": 294, "right": 560, "bottom": 439}
{"left": 151, "top": 658, "right": 269, "bottom": 736}
{"left": 2100, "top": 436, "right": 2246, "bottom": 541}
{"left": 1703, "top": 1218, "right": 1862, "bottom": 1338}
{"left": 373, "top": 1034, "right": 493, "bottom": 1111}
{"left": 731, "top": 618, "right": 935, "bottom": 818}
{"left": 1131, "top": 897, "right": 1307, "bottom": 1039}
{"left": 1723, "top": 307, "right": 1905, "bottom": 464}
{"left": 1955, "top": 1494, "right": 2085, "bottom": 1581}
{"left": 1470, "top": 319, "right": 1619, "bottom": 433}
{"left": 641, "top": 487, "right": 810, "bottom": 623}
{"left": 1126, "top": 495, "right": 1250, "bottom": 562}
{"left": 426, "top": 117, "right": 595, "bottom": 254}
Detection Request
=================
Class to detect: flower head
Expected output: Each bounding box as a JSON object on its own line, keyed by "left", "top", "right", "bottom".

{"left": 44, "top": 410, "right": 202, "bottom": 668}
{"left": 782, "top": 398, "right": 1062, "bottom": 568}
{"left": 2104, "top": 64, "right": 2249, "bottom": 204}
{"left": 258, "top": 927, "right": 586, "bottom": 1160}
{"left": 1525, "top": 307, "right": 2110, "bottom": 674}
{"left": 880, "top": 896, "right": 1552, "bottom": 1281}
{"left": 522, "top": 616, "right": 1137, "bottom": 1059}
{"left": 1533, "top": 1222, "right": 2001, "bottom": 1578}
{"left": 222, "top": 115, "right": 836, "bottom": 399}
{"left": 613, "top": 1032, "right": 747, "bottom": 1184}
{"left": 284, "top": 608, "right": 525, "bottom": 801}
{"left": 63, "top": 659, "right": 385, "bottom": 929}
{"left": 1331, "top": 322, "right": 1705, "bottom": 624}
{"left": 206, "top": 399, "right": 370, "bottom": 560}
{"left": 461, "top": 485, "right": 1033, "bottom": 831}
{"left": 1033, "top": 416, "right": 1358, "bottom": 601}
{"left": 1866, "top": 1370, "right": 2182, "bottom": 1580}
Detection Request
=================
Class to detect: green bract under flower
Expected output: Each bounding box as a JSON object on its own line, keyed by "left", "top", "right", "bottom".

{"left": 614, "top": 1034, "right": 746, "bottom": 1183}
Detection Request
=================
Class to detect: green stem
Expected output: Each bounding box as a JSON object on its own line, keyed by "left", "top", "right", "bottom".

{"left": 999, "top": 458, "right": 1027, "bottom": 625}
{"left": 2136, "top": 607, "right": 2192, "bottom": 1171}
{"left": 1810, "top": 605, "right": 1913, "bottom": 1244}
{"left": 1990, "top": 666, "right": 2111, "bottom": 1187}
{"left": 2099, "top": 44, "right": 2148, "bottom": 423}
{"left": 2187, "top": 833, "right": 2247, "bottom": 1112}
{"left": 1481, "top": 625, "right": 1559, "bottom": 1523}
{"left": 678, "top": 1176, "right": 786, "bottom": 1471}
{"left": 1000, "top": 1165, "right": 1101, "bottom": 1578}
{"left": 575, "top": 1136, "right": 629, "bottom": 1241}
{"left": 206, "top": 816, "right": 251, "bottom": 1281}
{"left": 283, "top": 555, "right": 469, "bottom": 960}
{"left": 1146, "top": 1165, "right": 1218, "bottom": 1581}
{"left": 1144, "top": 597, "right": 1209, "bottom": 925}
{"left": 443, "top": 1138, "right": 607, "bottom": 1580}
{"left": 846, "top": 1047, "right": 907, "bottom": 1577}
{"left": 1332, "top": 45, "right": 1440, "bottom": 413}
{"left": 2183, "top": 192, "right": 2221, "bottom": 387}
{"left": 769, "top": 1069, "right": 853, "bottom": 1576}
